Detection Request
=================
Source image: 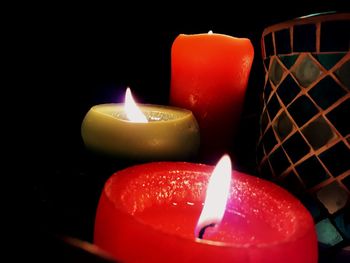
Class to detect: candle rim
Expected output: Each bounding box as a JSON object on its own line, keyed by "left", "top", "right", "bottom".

{"left": 102, "top": 161, "right": 316, "bottom": 249}
{"left": 89, "top": 103, "right": 197, "bottom": 123}
{"left": 178, "top": 32, "right": 252, "bottom": 42}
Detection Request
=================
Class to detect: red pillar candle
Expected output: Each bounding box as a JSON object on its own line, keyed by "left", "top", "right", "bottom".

{"left": 94, "top": 156, "right": 318, "bottom": 263}
{"left": 169, "top": 32, "right": 254, "bottom": 162}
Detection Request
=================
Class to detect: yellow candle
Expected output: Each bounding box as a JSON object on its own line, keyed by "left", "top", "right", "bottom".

{"left": 81, "top": 89, "right": 200, "bottom": 161}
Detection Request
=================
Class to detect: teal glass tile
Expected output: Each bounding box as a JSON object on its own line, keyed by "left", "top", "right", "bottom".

{"left": 279, "top": 171, "right": 304, "bottom": 196}
{"left": 283, "top": 132, "right": 310, "bottom": 163}
{"left": 279, "top": 54, "right": 299, "bottom": 69}
{"left": 319, "top": 142, "right": 350, "bottom": 177}
{"left": 334, "top": 213, "right": 350, "bottom": 239}
{"left": 292, "top": 55, "right": 322, "bottom": 88}
{"left": 301, "top": 116, "right": 336, "bottom": 150}
{"left": 287, "top": 95, "right": 319, "bottom": 127}
{"left": 269, "top": 58, "right": 285, "bottom": 86}
{"left": 294, "top": 24, "right": 316, "bottom": 52}
{"left": 269, "top": 147, "right": 291, "bottom": 175}
{"left": 308, "top": 76, "right": 346, "bottom": 110}
{"left": 263, "top": 127, "right": 277, "bottom": 154}
{"left": 264, "top": 33, "right": 274, "bottom": 57}
{"left": 300, "top": 195, "right": 322, "bottom": 219}
{"left": 264, "top": 80, "right": 272, "bottom": 103}
{"left": 261, "top": 109, "right": 269, "bottom": 133}
{"left": 296, "top": 156, "right": 330, "bottom": 188}
{"left": 273, "top": 111, "right": 293, "bottom": 141}
{"left": 277, "top": 74, "right": 300, "bottom": 106}
{"left": 316, "top": 218, "right": 343, "bottom": 247}
{"left": 314, "top": 53, "right": 346, "bottom": 70}
{"left": 267, "top": 94, "right": 281, "bottom": 121}
{"left": 321, "top": 20, "right": 350, "bottom": 52}
{"left": 260, "top": 160, "right": 273, "bottom": 180}
{"left": 335, "top": 59, "right": 350, "bottom": 89}
{"left": 275, "top": 29, "right": 291, "bottom": 54}
{"left": 326, "top": 98, "right": 350, "bottom": 137}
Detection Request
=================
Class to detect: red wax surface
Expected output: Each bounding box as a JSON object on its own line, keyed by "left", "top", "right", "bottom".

{"left": 136, "top": 203, "right": 284, "bottom": 244}
{"left": 169, "top": 33, "right": 254, "bottom": 161}
{"left": 94, "top": 162, "right": 318, "bottom": 263}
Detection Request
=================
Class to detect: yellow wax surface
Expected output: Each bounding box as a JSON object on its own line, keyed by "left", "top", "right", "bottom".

{"left": 81, "top": 103, "right": 200, "bottom": 161}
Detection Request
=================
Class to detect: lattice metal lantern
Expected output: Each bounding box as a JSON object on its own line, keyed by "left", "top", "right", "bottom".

{"left": 257, "top": 12, "right": 349, "bottom": 250}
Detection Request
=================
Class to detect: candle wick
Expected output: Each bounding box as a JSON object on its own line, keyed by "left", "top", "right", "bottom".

{"left": 197, "top": 223, "right": 216, "bottom": 239}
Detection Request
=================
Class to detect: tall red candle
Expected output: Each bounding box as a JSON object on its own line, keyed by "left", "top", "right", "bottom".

{"left": 169, "top": 32, "right": 254, "bottom": 162}
{"left": 94, "top": 159, "right": 318, "bottom": 263}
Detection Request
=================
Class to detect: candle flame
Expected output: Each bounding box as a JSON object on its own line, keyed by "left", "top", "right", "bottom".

{"left": 195, "top": 154, "right": 232, "bottom": 238}
{"left": 124, "top": 87, "right": 148, "bottom": 123}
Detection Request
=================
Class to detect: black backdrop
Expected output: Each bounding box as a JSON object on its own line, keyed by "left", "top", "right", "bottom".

{"left": 19, "top": 1, "right": 348, "bottom": 262}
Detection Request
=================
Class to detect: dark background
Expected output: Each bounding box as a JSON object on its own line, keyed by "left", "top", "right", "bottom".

{"left": 18, "top": 1, "right": 348, "bottom": 262}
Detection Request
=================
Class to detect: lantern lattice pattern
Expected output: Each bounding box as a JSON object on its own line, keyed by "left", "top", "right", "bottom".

{"left": 257, "top": 12, "right": 350, "bottom": 250}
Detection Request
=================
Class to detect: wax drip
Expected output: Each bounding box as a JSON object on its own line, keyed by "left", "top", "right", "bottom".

{"left": 197, "top": 223, "right": 216, "bottom": 239}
